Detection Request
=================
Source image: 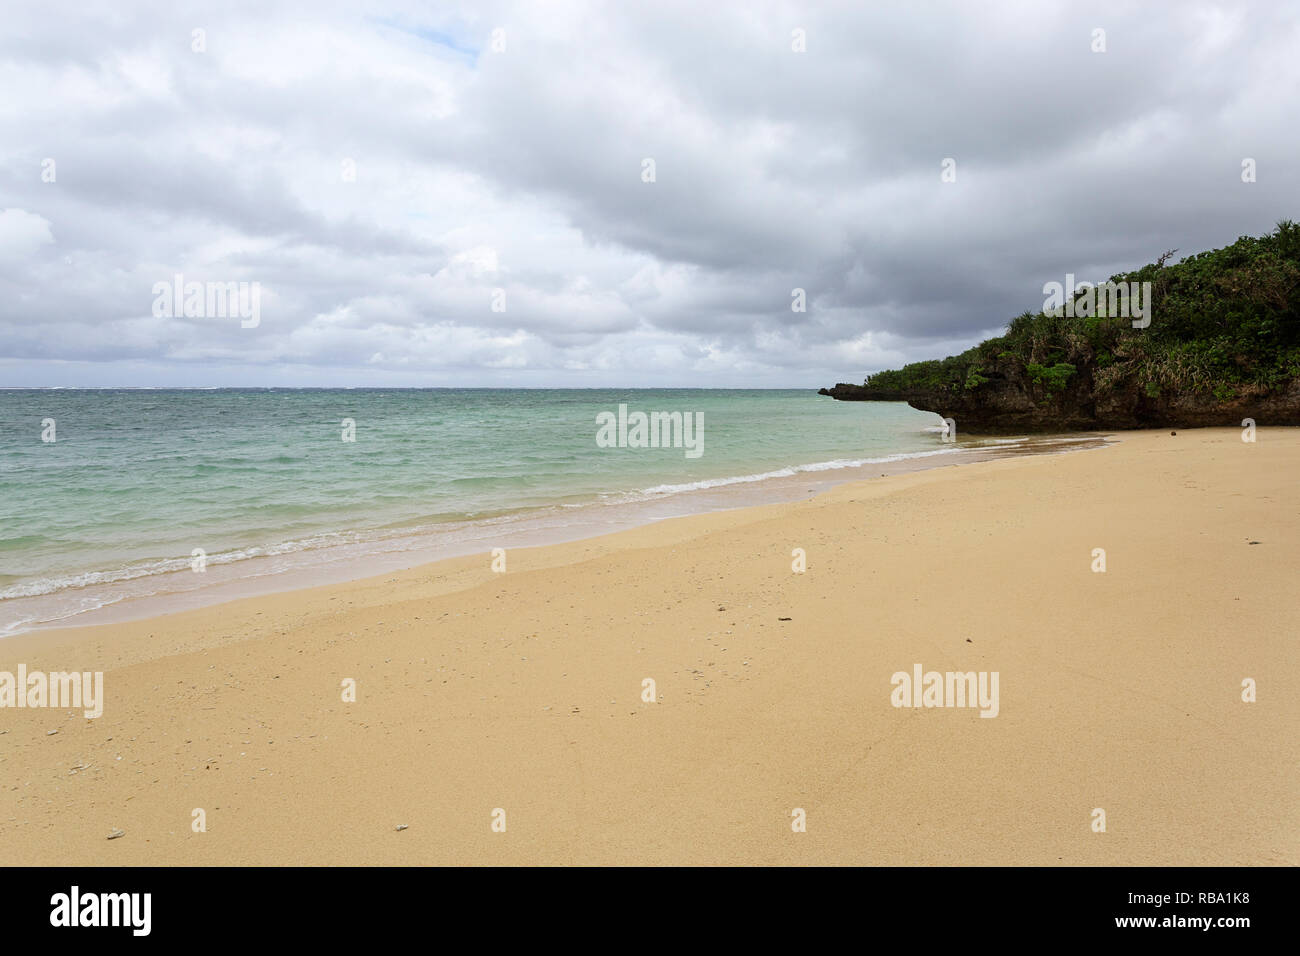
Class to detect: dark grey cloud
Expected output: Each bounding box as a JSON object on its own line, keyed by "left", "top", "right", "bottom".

{"left": 0, "top": 0, "right": 1296, "bottom": 386}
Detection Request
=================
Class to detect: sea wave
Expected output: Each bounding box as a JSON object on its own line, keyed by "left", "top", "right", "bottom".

{"left": 0, "top": 450, "right": 966, "bottom": 601}
{"left": 0, "top": 532, "right": 356, "bottom": 600}
{"left": 633, "top": 447, "right": 964, "bottom": 496}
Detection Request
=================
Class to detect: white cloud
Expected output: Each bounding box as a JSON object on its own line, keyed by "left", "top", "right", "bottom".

{"left": 0, "top": 0, "right": 1296, "bottom": 386}
{"left": 0, "top": 208, "right": 54, "bottom": 259}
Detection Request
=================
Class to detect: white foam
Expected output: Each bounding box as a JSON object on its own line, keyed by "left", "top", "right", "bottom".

{"left": 634, "top": 448, "right": 961, "bottom": 496}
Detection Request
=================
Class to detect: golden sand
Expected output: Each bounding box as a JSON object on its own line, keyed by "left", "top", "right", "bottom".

{"left": 2, "top": 428, "right": 1296, "bottom": 865}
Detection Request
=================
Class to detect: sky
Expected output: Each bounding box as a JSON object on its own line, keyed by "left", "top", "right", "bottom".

{"left": 0, "top": 0, "right": 1296, "bottom": 388}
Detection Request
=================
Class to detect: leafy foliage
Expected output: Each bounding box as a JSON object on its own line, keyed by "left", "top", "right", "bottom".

{"left": 1026, "top": 362, "right": 1077, "bottom": 392}
{"left": 861, "top": 220, "right": 1300, "bottom": 398}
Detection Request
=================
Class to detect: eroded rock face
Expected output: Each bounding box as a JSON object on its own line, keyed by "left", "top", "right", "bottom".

{"left": 818, "top": 371, "right": 1300, "bottom": 433}
{"left": 818, "top": 384, "right": 899, "bottom": 401}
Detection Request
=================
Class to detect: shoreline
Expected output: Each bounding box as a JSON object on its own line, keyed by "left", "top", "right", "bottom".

{"left": 2, "top": 427, "right": 1295, "bottom": 865}
{"left": 1, "top": 432, "right": 1105, "bottom": 637}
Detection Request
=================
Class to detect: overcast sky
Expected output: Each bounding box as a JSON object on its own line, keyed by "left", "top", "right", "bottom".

{"left": 0, "top": 0, "right": 1296, "bottom": 387}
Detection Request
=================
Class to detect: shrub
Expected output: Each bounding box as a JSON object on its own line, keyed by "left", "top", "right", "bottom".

{"left": 1026, "top": 362, "right": 1077, "bottom": 392}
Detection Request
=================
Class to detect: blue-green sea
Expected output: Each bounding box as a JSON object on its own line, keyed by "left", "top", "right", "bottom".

{"left": 0, "top": 388, "right": 970, "bottom": 633}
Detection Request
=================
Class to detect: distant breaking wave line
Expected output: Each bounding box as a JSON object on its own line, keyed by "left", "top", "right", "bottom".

{"left": 633, "top": 447, "right": 968, "bottom": 496}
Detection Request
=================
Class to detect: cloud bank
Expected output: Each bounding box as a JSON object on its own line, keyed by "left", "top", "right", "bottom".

{"left": 1, "top": 0, "right": 1296, "bottom": 386}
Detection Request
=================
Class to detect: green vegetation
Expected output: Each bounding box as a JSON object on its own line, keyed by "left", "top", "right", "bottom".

{"left": 861, "top": 220, "right": 1300, "bottom": 400}
{"left": 1026, "top": 362, "right": 1077, "bottom": 392}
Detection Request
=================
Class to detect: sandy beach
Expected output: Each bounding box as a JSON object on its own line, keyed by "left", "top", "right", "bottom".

{"left": 2, "top": 427, "right": 1296, "bottom": 866}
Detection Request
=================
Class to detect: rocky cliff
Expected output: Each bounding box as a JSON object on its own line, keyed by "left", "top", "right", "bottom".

{"left": 818, "top": 365, "right": 1300, "bottom": 433}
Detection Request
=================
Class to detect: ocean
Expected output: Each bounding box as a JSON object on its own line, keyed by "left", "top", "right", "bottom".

{"left": 0, "top": 388, "right": 1015, "bottom": 634}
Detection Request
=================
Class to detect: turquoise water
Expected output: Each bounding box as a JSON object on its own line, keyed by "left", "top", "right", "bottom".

{"left": 0, "top": 388, "right": 951, "bottom": 631}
